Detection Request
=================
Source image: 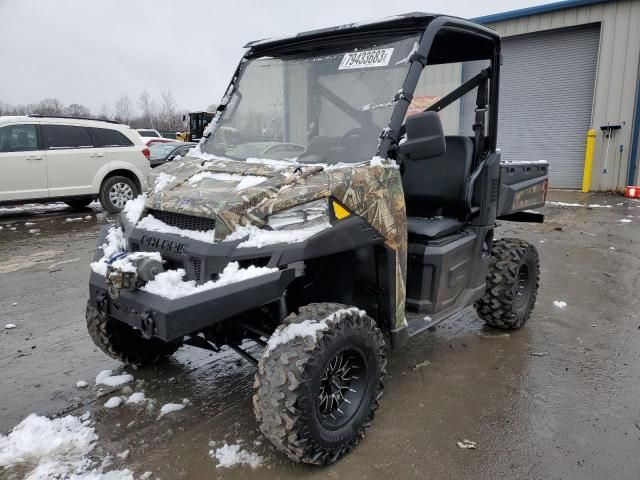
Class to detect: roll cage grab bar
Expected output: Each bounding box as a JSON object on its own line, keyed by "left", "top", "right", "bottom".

{"left": 378, "top": 15, "right": 500, "bottom": 161}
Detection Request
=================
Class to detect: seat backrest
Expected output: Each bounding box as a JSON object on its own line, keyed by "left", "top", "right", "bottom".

{"left": 402, "top": 136, "right": 474, "bottom": 219}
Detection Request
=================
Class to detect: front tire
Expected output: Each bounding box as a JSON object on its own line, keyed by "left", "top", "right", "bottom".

{"left": 253, "top": 303, "right": 386, "bottom": 465}
{"left": 99, "top": 175, "right": 138, "bottom": 213}
{"left": 86, "top": 303, "right": 179, "bottom": 366}
{"left": 475, "top": 238, "right": 540, "bottom": 329}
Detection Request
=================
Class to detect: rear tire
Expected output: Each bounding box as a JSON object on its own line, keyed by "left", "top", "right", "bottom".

{"left": 99, "top": 175, "right": 138, "bottom": 213}
{"left": 475, "top": 238, "right": 540, "bottom": 329}
{"left": 86, "top": 303, "right": 179, "bottom": 366}
{"left": 253, "top": 303, "right": 386, "bottom": 465}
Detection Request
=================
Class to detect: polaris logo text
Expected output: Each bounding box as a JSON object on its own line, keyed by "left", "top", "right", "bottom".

{"left": 140, "top": 235, "right": 188, "bottom": 255}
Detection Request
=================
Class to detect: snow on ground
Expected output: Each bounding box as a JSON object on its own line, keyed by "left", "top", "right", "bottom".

{"left": 620, "top": 218, "right": 632, "bottom": 223}
{"left": 136, "top": 215, "right": 215, "bottom": 243}
{"left": 210, "top": 443, "right": 264, "bottom": 469}
{"left": 142, "top": 262, "right": 277, "bottom": 300}
{"left": 28, "top": 229, "right": 40, "bottom": 234}
{"left": 125, "top": 392, "right": 146, "bottom": 404}
{"left": 104, "top": 397, "right": 123, "bottom": 409}
{"left": 5, "top": 323, "right": 16, "bottom": 329}
{"left": 188, "top": 172, "right": 267, "bottom": 191}
{"left": 266, "top": 307, "right": 363, "bottom": 354}
{"left": 0, "top": 413, "right": 133, "bottom": 480}
{"left": 76, "top": 380, "right": 88, "bottom": 389}
{"left": 0, "top": 202, "right": 69, "bottom": 216}
{"left": 157, "top": 403, "right": 185, "bottom": 418}
{"left": 122, "top": 194, "right": 146, "bottom": 224}
{"left": 65, "top": 217, "right": 84, "bottom": 223}
{"left": 95, "top": 370, "right": 134, "bottom": 387}
{"left": 152, "top": 172, "right": 177, "bottom": 193}
{"left": 546, "top": 201, "right": 585, "bottom": 207}
{"left": 553, "top": 300, "right": 567, "bottom": 308}
{"left": 224, "top": 221, "right": 330, "bottom": 248}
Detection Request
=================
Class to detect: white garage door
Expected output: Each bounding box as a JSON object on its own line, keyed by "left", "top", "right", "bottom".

{"left": 497, "top": 25, "right": 600, "bottom": 188}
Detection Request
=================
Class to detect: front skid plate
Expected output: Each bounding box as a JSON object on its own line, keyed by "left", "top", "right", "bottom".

{"left": 88, "top": 269, "right": 295, "bottom": 342}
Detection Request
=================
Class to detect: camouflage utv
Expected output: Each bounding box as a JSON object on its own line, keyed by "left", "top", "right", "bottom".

{"left": 86, "top": 13, "right": 548, "bottom": 465}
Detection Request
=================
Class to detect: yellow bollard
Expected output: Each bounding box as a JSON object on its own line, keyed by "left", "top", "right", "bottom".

{"left": 582, "top": 129, "right": 597, "bottom": 193}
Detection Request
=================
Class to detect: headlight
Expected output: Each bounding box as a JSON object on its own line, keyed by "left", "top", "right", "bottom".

{"left": 266, "top": 199, "right": 329, "bottom": 230}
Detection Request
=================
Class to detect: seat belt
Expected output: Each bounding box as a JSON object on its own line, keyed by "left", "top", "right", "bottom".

{"left": 472, "top": 75, "right": 489, "bottom": 166}
{"left": 466, "top": 74, "right": 490, "bottom": 217}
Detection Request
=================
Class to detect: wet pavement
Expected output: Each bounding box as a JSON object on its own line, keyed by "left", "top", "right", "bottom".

{"left": 1, "top": 192, "right": 640, "bottom": 479}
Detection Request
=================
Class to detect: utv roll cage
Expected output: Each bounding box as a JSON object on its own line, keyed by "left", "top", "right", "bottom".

{"left": 241, "top": 13, "right": 501, "bottom": 160}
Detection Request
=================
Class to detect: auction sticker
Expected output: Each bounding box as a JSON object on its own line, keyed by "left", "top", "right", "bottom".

{"left": 339, "top": 48, "right": 394, "bottom": 70}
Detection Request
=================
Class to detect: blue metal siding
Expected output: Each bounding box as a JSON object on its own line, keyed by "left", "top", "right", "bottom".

{"left": 473, "top": 0, "right": 613, "bottom": 24}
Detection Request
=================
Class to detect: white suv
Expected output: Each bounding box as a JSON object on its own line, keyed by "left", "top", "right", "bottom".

{"left": 0, "top": 115, "right": 150, "bottom": 212}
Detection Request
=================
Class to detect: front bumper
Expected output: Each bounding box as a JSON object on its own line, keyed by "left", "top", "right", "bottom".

{"left": 88, "top": 215, "right": 380, "bottom": 341}
{"left": 88, "top": 268, "right": 295, "bottom": 341}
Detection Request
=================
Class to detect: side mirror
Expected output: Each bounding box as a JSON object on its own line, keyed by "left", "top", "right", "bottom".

{"left": 398, "top": 111, "right": 446, "bottom": 161}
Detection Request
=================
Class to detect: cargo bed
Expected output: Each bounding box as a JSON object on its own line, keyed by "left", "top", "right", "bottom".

{"left": 497, "top": 160, "right": 549, "bottom": 219}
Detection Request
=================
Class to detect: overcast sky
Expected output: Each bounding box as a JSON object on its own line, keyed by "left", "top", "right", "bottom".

{"left": 0, "top": 0, "right": 543, "bottom": 113}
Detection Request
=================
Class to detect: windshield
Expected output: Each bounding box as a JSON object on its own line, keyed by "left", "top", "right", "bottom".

{"left": 138, "top": 130, "right": 157, "bottom": 137}
{"left": 202, "top": 34, "right": 420, "bottom": 164}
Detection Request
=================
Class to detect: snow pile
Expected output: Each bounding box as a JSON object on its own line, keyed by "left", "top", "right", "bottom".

{"left": 210, "top": 443, "right": 264, "bottom": 469}
{"left": 65, "top": 217, "right": 84, "bottom": 223}
{"left": 104, "top": 397, "right": 123, "bottom": 409}
{"left": 90, "top": 226, "right": 126, "bottom": 275}
{"left": 225, "top": 221, "right": 330, "bottom": 248}
{"left": 5, "top": 323, "right": 16, "bottom": 329}
{"left": 370, "top": 156, "right": 400, "bottom": 169}
{"left": 553, "top": 300, "right": 567, "bottom": 309}
{"left": 95, "top": 370, "right": 134, "bottom": 387}
{"left": 125, "top": 392, "right": 146, "bottom": 404}
{"left": 620, "top": 218, "right": 632, "bottom": 223}
{"left": 136, "top": 214, "right": 215, "bottom": 243}
{"left": 266, "top": 307, "right": 363, "bottom": 354}
{"left": 587, "top": 204, "right": 612, "bottom": 208}
{"left": 0, "top": 413, "right": 133, "bottom": 479}
{"left": 76, "top": 381, "right": 88, "bottom": 389}
{"left": 122, "top": 194, "right": 146, "bottom": 224}
{"left": 142, "top": 262, "right": 277, "bottom": 300}
{"left": 152, "top": 172, "right": 177, "bottom": 193}
{"left": 188, "top": 172, "right": 267, "bottom": 191}
{"left": 157, "top": 403, "right": 185, "bottom": 418}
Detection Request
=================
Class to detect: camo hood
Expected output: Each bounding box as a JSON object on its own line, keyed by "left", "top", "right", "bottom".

{"left": 145, "top": 156, "right": 331, "bottom": 240}
{"left": 144, "top": 153, "right": 407, "bottom": 329}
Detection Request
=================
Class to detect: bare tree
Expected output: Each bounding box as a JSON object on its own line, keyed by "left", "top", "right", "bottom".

{"left": 96, "top": 103, "right": 112, "bottom": 121}
{"left": 137, "top": 90, "right": 157, "bottom": 128}
{"left": 33, "top": 98, "right": 64, "bottom": 116}
{"left": 158, "top": 90, "right": 181, "bottom": 131}
{"left": 64, "top": 103, "right": 91, "bottom": 118}
{"left": 114, "top": 95, "right": 134, "bottom": 125}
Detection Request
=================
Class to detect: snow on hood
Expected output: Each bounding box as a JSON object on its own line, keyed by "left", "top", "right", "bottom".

{"left": 142, "top": 152, "right": 395, "bottom": 240}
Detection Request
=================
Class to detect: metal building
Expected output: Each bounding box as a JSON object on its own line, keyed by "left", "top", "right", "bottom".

{"left": 473, "top": 0, "right": 640, "bottom": 190}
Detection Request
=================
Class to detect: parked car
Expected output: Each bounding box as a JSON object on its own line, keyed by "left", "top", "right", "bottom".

{"left": 226, "top": 141, "right": 305, "bottom": 160}
{"left": 0, "top": 115, "right": 150, "bottom": 212}
{"left": 136, "top": 128, "right": 177, "bottom": 146}
{"left": 149, "top": 141, "right": 196, "bottom": 168}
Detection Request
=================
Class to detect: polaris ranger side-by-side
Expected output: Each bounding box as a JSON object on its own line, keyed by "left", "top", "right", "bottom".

{"left": 86, "top": 13, "right": 548, "bottom": 465}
